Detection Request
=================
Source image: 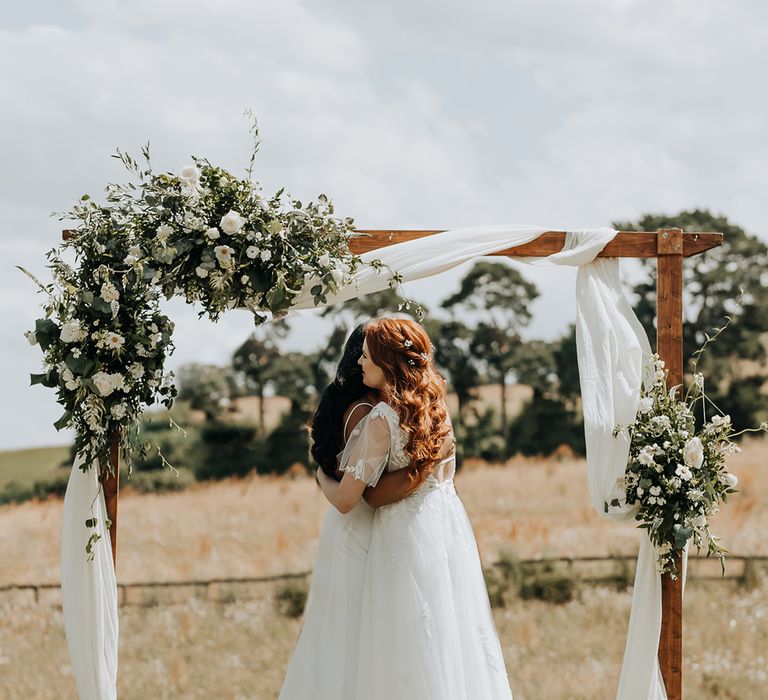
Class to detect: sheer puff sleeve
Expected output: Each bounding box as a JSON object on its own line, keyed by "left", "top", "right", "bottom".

{"left": 336, "top": 404, "right": 392, "bottom": 488}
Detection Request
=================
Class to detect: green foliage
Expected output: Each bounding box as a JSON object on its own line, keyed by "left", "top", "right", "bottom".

{"left": 263, "top": 410, "right": 311, "bottom": 475}
{"left": 461, "top": 407, "right": 507, "bottom": 462}
{"left": 442, "top": 261, "right": 540, "bottom": 435}
{"left": 0, "top": 472, "right": 70, "bottom": 505}
{"left": 617, "top": 210, "right": 768, "bottom": 432}
{"left": 485, "top": 551, "right": 577, "bottom": 606}
{"left": 195, "top": 422, "right": 262, "bottom": 480}
{"left": 422, "top": 317, "right": 480, "bottom": 425}
{"left": 275, "top": 581, "right": 308, "bottom": 618}
{"left": 123, "top": 468, "right": 195, "bottom": 494}
{"left": 507, "top": 390, "right": 585, "bottom": 457}
{"left": 519, "top": 566, "right": 578, "bottom": 605}
{"left": 231, "top": 324, "right": 287, "bottom": 431}
{"left": 177, "top": 364, "right": 234, "bottom": 422}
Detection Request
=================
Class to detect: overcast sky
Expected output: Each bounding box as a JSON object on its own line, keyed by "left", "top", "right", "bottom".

{"left": 3, "top": 0, "right": 767, "bottom": 451}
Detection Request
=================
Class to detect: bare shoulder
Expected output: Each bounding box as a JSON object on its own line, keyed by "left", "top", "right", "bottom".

{"left": 342, "top": 397, "right": 377, "bottom": 441}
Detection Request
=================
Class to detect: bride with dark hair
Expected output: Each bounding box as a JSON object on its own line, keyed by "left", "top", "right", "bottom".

{"left": 279, "top": 322, "right": 414, "bottom": 699}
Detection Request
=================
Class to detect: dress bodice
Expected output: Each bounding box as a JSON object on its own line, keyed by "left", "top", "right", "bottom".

{"left": 369, "top": 401, "right": 456, "bottom": 489}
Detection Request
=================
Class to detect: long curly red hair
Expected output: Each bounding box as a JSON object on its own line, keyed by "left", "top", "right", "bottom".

{"left": 364, "top": 317, "right": 452, "bottom": 485}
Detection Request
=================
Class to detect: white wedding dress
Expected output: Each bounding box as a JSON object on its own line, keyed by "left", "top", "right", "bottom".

{"left": 279, "top": 404, "right": 377, "bottom": 700}
{"left": 341, "top": 401, "right": 513, "bottom": 699}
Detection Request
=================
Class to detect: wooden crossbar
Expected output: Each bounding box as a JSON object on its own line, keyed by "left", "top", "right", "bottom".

{"left": 350, "top": 229, "right": 722, "bottom": 258}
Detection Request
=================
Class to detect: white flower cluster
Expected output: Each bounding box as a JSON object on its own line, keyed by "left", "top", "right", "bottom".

{"left": 610, "top": 353, "right": 757, "bottom": 578}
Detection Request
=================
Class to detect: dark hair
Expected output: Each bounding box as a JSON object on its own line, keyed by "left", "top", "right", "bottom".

{"left": 309, "top": 322, "right": 372, "bottom": 480}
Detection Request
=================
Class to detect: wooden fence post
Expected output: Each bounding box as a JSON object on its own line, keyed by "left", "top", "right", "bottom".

{"left": 656, "top": 228, "right": 684, "bottom": 700}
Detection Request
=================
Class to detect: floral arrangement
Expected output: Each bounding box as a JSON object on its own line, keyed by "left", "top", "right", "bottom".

{"left": 20, "top": 119, "right": 397, "bottom": 492}
{"left": 610, "top": 339, "right": 767, "bottom": 578}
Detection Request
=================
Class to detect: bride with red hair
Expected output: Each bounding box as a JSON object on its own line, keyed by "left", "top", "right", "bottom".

{"left": 315, "top": 317, "right": 513, "bottom": 699}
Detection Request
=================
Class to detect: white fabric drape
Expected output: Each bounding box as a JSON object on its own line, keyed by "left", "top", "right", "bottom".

{"left": 63, "top": 224, "right": 680, "bottom": 699}
{"left": 544, "top": 231, "right": 690, "bottom": 699}
{"left": 61, "top": 454, "right": 118, "bottom": 700}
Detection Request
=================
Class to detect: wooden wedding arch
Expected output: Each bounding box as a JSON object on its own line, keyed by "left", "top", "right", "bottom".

{"left": 82, "top": 226, "right": 722, "bottom": 700}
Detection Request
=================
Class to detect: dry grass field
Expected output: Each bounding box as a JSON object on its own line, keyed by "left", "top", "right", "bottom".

{"left": 1, "top": 437, "right": 766, "bottom": 698}
{"left": 1, "top": 438, "right": 765, "bottom": 587}
{"left": 2, "top": 578, "right": 766, "bottom": 699}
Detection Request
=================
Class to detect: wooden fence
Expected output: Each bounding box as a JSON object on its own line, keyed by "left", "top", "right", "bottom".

{"left": 2, "top": 555, "right": 766, "bottom": 607}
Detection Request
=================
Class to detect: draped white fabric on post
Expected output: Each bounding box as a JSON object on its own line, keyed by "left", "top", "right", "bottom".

{"left": 544, "top": 231, "right": 690, "bottom": 699}
{"left": 61, "top": 454, "right": 118, "bottom": 700}
{"left": 62, "top": 224, "right": 682, "bottom": 699}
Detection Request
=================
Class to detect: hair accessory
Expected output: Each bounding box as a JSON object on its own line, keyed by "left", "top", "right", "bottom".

{"left": 419, "top": 352, "right": 429, "bottom": 361}
{"left": 403, "top": 339, "right": 413, "bottom": 348}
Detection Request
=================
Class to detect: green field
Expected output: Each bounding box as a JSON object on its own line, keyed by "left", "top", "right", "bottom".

{"left": 0, "top": 445, "right": 71, "bottom": 490}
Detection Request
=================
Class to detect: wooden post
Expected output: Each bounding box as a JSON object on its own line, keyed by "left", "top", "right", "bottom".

{"left": 100, "top": 430, "right": 120, "bottom": 573}
{"left": 656, "top": 228, "right": 684, "bottom": 700}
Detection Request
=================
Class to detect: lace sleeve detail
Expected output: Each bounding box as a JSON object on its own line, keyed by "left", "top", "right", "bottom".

{"left": 336, "top": 403, "right": 392, "bottom": 487}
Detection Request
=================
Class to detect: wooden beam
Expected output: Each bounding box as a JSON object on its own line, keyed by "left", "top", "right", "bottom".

{"left": 62, "top": 228, "right": 723, "bottom": 258}
{"left": 100, "top": 430, "right": 120, "bottom": 573}
{"left": 350, "top": 229, "right": 723, "bottom": 258}
{"left": 656, "top": 228, "right": 684, "bottom": 700}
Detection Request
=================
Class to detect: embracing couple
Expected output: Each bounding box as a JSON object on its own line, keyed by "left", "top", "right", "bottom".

{"left": 279, "top": 317, "right": 513, "bottom": 699}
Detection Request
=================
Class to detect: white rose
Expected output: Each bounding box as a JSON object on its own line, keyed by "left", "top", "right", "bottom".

{"left": 220, "top": 210, "right": 245, "bottom": 234}
{"left": 91, "top": 371, "right": 115, "bottom": 397}
{"left": 195, "top": 266, "right": 209, "bottom": 278}
{"left": 156, "top": 224, "right": 174, "bottom": 242}
{"left": 318, "top": 252, "right": 331, "bottom": 268}
{"left": 128, "top": 363, "right": 145, "bottom": 380}
{"left": 24, "top": 330, "right": 38, "bottom": 346}
{"left": 724, "top": 472, "right": 738, "bottom": 488}
{"left": 691, "top": 513, "right": 707, "bottom": 529}
{"left": 637, "top": 449, "right": 655, "bottom": 467}
{"left": 180, "top": 165, "right": 200, "bottom": 183}
{"left": 110, "top": 402, "right": 128, "bottom": 420}
{"left": 683, "top": 437, "right": 704, "bottom": 470}
{"left": 246, "top": 246, "right": 259, "bottom": 259}
{"left": 638, "top": 397, "right": 654, "bottom": 414}
{"left": 214, "top": 245, "right": 235, "bottom": 268}
{"left": 60, "top": 320, "right": 86, "bottom": 343}
{"left": 205, "top": 227, "right": 220, "bottom": 241}
{"left": 100, "top": 282, "right": 119, "bottom": 303}
{"left": 110, "top": 373, "right": 126, "bottom": 392}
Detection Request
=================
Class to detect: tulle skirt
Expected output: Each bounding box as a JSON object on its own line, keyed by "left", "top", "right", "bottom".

{"left": 279, "top": 499, "right": 375, "bottom": 700}
{"left": 355, "top": 479, "right": 514, "bottom": 699}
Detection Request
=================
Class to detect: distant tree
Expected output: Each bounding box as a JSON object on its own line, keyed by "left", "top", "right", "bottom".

{"left": 442, "top": 261, "right": 539, "bottom": 436}
{"left": 231, "top": 320, "right": 288, "bottom": 433}
{"left": 422, "top": 317, "right": 481, "bottom": 428}
{"left": 177, "top": 364, "right": 234, "bottom": 421}
{"left": 507, "top": 336, "right": 586, "bottom": 457}
{"left": 269, "top": 352, "right": 319, "bottom": 415}
{"left": 552, "top": 325, "right": 581, "bottom": 405}
{"left": 616, "top": 210, "right": 768, "bottom": 430}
